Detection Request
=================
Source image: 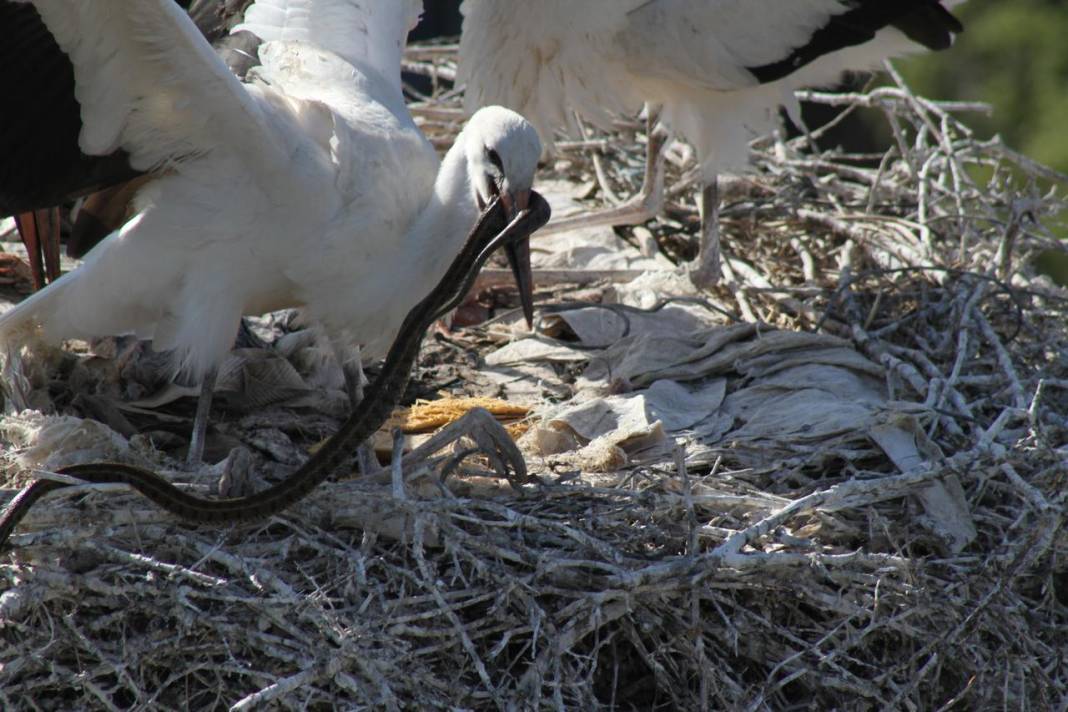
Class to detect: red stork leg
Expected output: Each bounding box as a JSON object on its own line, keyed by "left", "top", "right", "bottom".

{"left": 14, "top": 207, "right": 61, "bottom": 290}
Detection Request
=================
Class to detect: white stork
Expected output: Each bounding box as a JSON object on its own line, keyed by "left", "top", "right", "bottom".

{"left": 0, "top": 0, "right": 542, "bottom": 464}
{"left": 458, "top": 0, "right": 964, "bottom": 286}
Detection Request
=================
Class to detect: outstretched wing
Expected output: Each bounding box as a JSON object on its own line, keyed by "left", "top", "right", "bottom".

{"left": 620, "top": 0, "right": 962, "bottom": 89}
{"left": 234, "top": 0, "right": 422, "bottom": 99}
{"left": 17, "top": 0, "right": 286, "bottom": 174}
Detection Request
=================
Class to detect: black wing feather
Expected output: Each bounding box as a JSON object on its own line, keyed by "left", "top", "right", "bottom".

{"left": 747, "top": 1, "right": 963, "bottom": 84}
{"left": 0, "top": 2, "right": 137, "bottom": 215}
{"left": 0, "top": 0, "right": 257, "bottom": 217}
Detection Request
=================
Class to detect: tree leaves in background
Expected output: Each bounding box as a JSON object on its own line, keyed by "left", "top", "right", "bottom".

{"left": 902, "top": 0, "right": 1068, "bottom": 173}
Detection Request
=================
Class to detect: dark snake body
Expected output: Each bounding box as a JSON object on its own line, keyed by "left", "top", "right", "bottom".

{"left": 0, "top": 193, "right": 550, "bottom": 546}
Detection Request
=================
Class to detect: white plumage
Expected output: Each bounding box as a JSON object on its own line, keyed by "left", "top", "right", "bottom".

{"left": 458, "top": 0, "right": 964, "bottom": 283}
{"left": 1, "top": 0, "right": 542, "bottom": 460}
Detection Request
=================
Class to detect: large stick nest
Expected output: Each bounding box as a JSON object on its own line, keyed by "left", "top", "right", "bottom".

{"left": 1, "top": 49, "right": 1067, "bottom": 710}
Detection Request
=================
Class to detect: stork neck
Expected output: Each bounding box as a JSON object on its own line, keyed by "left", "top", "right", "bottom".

{"left": 407, "top": 133, "right": 480, "bottom": 285}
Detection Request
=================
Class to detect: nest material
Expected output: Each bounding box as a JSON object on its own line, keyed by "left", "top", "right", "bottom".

{"left": 1, "top": 51, "right": 1068, "bottom": 710}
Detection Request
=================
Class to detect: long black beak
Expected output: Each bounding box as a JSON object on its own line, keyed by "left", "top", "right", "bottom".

{"left": 504, "top": 237, "right": 534, "bottom": 328}
{"left": 502, "top": 189, "right": 535, "bottom": 328}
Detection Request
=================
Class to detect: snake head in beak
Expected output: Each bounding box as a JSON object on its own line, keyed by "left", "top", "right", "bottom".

{"left": 434, "top": 190, "right": 551, "bottom": 325}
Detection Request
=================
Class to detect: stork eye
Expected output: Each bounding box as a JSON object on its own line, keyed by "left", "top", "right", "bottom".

{"left": 487, "top": 148, "right": 504, "bottom": 172}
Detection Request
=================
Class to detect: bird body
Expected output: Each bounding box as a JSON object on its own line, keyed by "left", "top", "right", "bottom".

{"left": 459, "top": 0, "right": 963, "bottom": 286}
{"left": 460, "top": 0, "right": 963, "bottom": 182}
{"left": 1, "top": 0, "right": 541, "bottom": 411}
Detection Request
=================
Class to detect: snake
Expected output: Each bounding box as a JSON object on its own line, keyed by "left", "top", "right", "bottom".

{"left": 0, "top": 192, "right": 551, "bottom": 547}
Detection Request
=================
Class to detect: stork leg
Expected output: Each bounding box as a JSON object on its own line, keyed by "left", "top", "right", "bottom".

{"left": 337, "top": 344, "right": 381, "bottom": 476}
{"left": 540, "top": 104, "right": 668, "bottom": 236}
{"left": 689, "top": 178, "right": 723, "bottom": 289}
{"left": 14, "top": 208, "right": 62, "bottom": 290}
{"left": 187, "top": 367, "right": 218, "bottom": 467}
{"left": 39, "top": 209, "right": 61, "bottom": 285}
{"left": 337, "top": 343, "right": 366, "bottom": 408}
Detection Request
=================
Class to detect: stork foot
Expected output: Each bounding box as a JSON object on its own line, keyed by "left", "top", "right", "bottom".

{"left": 335, "top": 344, "right": 382, "bottom": 476}
{"left": 541, "top": 108, "right": 669, "bottom": 236}
{"left": 399, "top": 407, "right": 530, "bottom": 489}
{"left": 355, "top": 443, "right": 382, "bottom": 477}
{"left": 217, "top": 447, "right": 257, "bottom": 498}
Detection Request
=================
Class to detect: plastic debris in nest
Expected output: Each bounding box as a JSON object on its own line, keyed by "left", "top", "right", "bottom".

{"left": 0, "top": 319, "right": 356, "bottom": 462}
{"left": 525, "top": 378, "right": 728, "bottom": 472}
{"left": 113, "top": 325, "right": 350, "bottom": 416}
{"left": 512, "top": 303, "right": 978, "bottom": 551}
{"left": 0, "top": 410, "right": 165, "bottom": 492}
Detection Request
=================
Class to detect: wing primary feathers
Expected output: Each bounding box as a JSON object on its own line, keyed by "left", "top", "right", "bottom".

{"left": 891, "top": 5, "right": 963, "bottom": 52}
{"left": 0, "top": 0, "right": 257, "bottom": 217}
{"left": 747, "top": 1, "right": 963, "bottom": 84}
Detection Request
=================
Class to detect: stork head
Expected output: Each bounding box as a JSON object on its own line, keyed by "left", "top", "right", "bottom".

{"left": 466, "top": 106, "right": 541, "bottom": 216}
{"left": 464, "top": 106, "right": 542, "bottom": 327}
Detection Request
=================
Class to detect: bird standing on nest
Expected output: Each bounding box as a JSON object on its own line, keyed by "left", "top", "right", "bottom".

{"left": 0, "top": 0, "right": 542, "bottom": 465}
{"left": 457, "top": 0, "right": 965, "bottom": 286}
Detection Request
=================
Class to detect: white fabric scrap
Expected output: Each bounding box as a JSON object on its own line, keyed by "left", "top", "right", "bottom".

{"left": 3, "top": 411, "right": 136, "bottom": 469}
{"left": 476, "top": 361, "right": 567, "bottom": 402}
{"left": 579, "top": 327, "right": 872, "bottom": 392}
{"left": 526, "top": 379, "right": 728, "bottom": 469}
{"left": 543, "top": 302, "right": 720, "bottom": 349}
{"left": 484, "top": 336, "right": 589, "bottom": 366}
{"left": 870, "top": 416, "right": 977, "bottom": 552}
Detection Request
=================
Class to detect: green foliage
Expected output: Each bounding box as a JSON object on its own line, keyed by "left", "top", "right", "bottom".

{"left": 900, "top": 0, "right": 1068, "bottom": 281}
{"left": 900, "top": 0, "right": 1068, "bottom": 173}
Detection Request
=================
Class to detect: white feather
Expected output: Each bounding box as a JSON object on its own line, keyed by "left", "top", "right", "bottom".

{"left": 234, "top": 0, "right": 422, "bottom": 97}
{"left": 26, "top": 0, "right": 285, "bottom": 172}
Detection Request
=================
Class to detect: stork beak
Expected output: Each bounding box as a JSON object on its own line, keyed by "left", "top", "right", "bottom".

{"left": 501, "top": 189, "right": 535, "bottom": 328}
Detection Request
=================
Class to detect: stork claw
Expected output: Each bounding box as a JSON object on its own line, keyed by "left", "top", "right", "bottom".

{"left": 448, "top": 408, "right": 525, "bottom": 485}
{"left": 392, "top": 407, "right": 531, "bottom": 490}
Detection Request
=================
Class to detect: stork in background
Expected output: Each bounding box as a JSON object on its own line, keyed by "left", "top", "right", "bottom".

{"left": 458, "top": 0, "right": 964, "bottom": 287}
{"left": 0, "top": 0, "right": 541, "bottom": 466}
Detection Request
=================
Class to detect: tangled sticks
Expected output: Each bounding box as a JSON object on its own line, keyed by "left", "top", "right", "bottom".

{"left": 0, "top": 193, "right": 551, "bottom": 548}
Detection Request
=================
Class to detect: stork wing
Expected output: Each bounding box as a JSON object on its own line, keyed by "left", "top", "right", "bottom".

{"left": 234, "top": 0, "right": 422, "bottom": 97}
{"left": 0, "top": 0, "right": 256, "bottom": 215}
{"left": 20, "top": 0, "right": 286, "bottom": 173}
{"left": 620, "top": 0, "right": 961, "bottom": 89}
